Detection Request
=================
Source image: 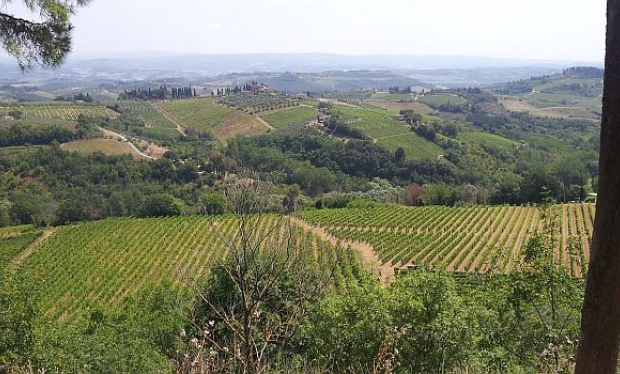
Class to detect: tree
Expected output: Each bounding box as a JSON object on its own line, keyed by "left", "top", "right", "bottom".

{"left": 182, "top": 179, "right": 333, "bottom": 373}
{"left": 0, "top": 0, "right": 91, "bottom": 70}
{"left": 575, "top": 1, "right": 620, "bottom": 372}
{"left": 137, "top": 193, "right": 184, "bottom": 218}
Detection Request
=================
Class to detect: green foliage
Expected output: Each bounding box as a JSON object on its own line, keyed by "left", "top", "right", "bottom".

{"left": 199, "top": 192, "right": 228, "bottom": 215}
{"left": 0, "top": 0, "right": 92, "bottom": 69}
{"left": 33, "top": 313, "right": 173, "bottom": 373}
{"left": 335, "top": 106, "right": 444, "bottom": 159}
{"left": 0, "top": 277, "right": 39, "bottom": 368}
{"left": 260, "top": 106, "right": 318, "bottom": 128}
{"left": 138, "top": 193, "right": 184, "bottom": 217}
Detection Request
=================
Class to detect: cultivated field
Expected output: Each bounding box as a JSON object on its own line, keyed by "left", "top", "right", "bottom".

{"left": 335, "top": 106, "right": 444, "bottom": 159}
{"left": 0, "top": 104, "right": 118, "bottom": 121}
{"left": 116, "top": 101, "right": 178, "bottom": 131}
{"left": 14, "top": 216, "right": 362, "bottom": 323}
{"left": 218, "top": 93, "right": 300, "bottom": 113}
{"left": 155, "top": 98, "right": 237, "bottom": 133}
{"left": 459, "top": 131, "right": 520, "bottom": 149}
{"left": 259, "top": 106, "right": 318, "bottom": 128}
{"left": 300, "top": 203, "right": 593, "bottom": 277}
{"left": 213, "top": 111, "right": 269, "bottom": 141}
{"left": 154, "top": 98, "right": 268, "bottom": 141}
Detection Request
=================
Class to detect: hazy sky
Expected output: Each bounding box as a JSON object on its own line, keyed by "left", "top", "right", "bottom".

{"left": 4, "top": 0, "right": 608, "bottom": 62}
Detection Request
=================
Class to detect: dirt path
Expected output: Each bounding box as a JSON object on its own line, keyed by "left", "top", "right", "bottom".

{"left": 100, "top": 128, "right": 157, "bottom": 160}
{"left": 152, "top": 103, "right": 186, "bottom": 135}
{"left": 255, "top": 116, "right": 275, "bottom": 130}
{"left": 7, "top": 228, "right": 55, "bottom": 275}
{"left": 289, "top": 217, "right": 394, "bottom": 284}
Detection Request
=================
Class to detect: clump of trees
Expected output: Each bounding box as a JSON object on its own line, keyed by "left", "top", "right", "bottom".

{"left": 119, "top": 86, "right": 197, "bottom": 101}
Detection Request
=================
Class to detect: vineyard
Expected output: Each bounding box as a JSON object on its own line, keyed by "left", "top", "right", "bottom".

{"left": 156, "top": 98, "right": 237, "bottom": 133}
{"left": 115, "top": 101, "right": 178, "bottom": 131}
{"left": 334, "top": 106, "right": 444, "bottom": 159}
{"left": 259, "top": 106, "right": 318, "bottom": 128}
{"left": 0, "top": 104, "right": 118, "bottom": 121}
{"left": 0, "top": 226, "right": 40, "bottom": 273}
{"left": 218, "top": 93, "right": 301, "bottom": 113}
{"left": 459, "top": 131, "right": 520, "bottom": 149}
{"left": 299, "top": 203, "right": 594, "bottom": 277}
{"left": 15, "top": 216, "right": 363, "bottom": 323}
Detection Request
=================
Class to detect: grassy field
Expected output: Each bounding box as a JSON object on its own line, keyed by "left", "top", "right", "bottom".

{"left": 61, "top": 138, "right": 139, "bottom": 157}
{"left": 365, "top": 98, "right": 435, "bottom": 115}
{"left": 259, "top": 106, "right": 318, "bottom": 128}
{"left": 335, "top": 106, "right": 444, "bottom": 159}
{"left": 300, "top": 203, "right": 594, "bottom": 278}
{"left": 459, "top": 131, "right": 520, "bottom": 149}
{"left": 418, "top": 93, "right": 467, "bottom": 107}
{"left": 14, "top": 216, "right": 361, "bottom": 323}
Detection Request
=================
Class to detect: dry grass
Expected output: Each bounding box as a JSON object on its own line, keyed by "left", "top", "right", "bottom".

{"left": 500, "top": 97, "right": 599, "bottom": 120}
{"left": 61, "top": 138, "right": 136, "bottom": 157}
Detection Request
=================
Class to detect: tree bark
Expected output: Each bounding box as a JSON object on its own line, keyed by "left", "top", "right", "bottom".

{"left": 575, "top": 1, "right": 620, "bottom": 373}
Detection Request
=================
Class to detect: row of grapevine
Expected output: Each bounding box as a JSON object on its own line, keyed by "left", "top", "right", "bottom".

{"left": 301, "top": 204, "right": 595, "bottom": 277}
{"left": 156, "top": 98, "right": 236, "bottom": 132}
{"left": 0, "top": 230, "right": 41, "bottom": 273}
{"left": 115, "top": 101, "right": 177, "bottom": 130}
{"left": 259, "top": 106, "right": 318, "bottom": 128}
{"left": 14, "top": 215, "right": 361, "bottom": 323}
{"left": 0, "top": 105, "right": 118, "bottom": 120}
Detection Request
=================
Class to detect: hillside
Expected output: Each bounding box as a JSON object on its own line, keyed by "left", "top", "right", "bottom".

{"left": 301, "top": 203, "right": 593, "bottom": 277}
{"left": 495, "top": 68, "right": 603, "bottom": 121}
{"left": 2, "top": 203, "right": 593, "bottom": 325}
{"left": 10, "top": 215, "right": 363, "bottom": 323}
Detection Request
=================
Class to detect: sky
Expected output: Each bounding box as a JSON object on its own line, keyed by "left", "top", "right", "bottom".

{"left": 2, "top": 0, "right": 607, "bottom": 62}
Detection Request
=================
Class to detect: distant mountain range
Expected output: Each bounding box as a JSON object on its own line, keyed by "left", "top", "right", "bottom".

{"left": 0, "top": 53, "right": 602, "bottom": 87}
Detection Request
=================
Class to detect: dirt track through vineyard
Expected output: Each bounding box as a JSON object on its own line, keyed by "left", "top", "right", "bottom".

{"left": 7, "top": 228, "right": 55, "bottom": 275}
{"left": 289, "top": 217, "right": 394, "bottom": 284}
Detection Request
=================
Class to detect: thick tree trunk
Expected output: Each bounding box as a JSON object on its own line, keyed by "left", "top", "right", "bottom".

{"left": 575, "top": 1, "right": 620, "bottom": 373}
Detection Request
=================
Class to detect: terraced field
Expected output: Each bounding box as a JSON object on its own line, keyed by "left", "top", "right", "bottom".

{"left": 300, "top": 203, "right": 593, "bottom": 277}
{"left": 13, "top": 216, "right": 362, "bottom": 323}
